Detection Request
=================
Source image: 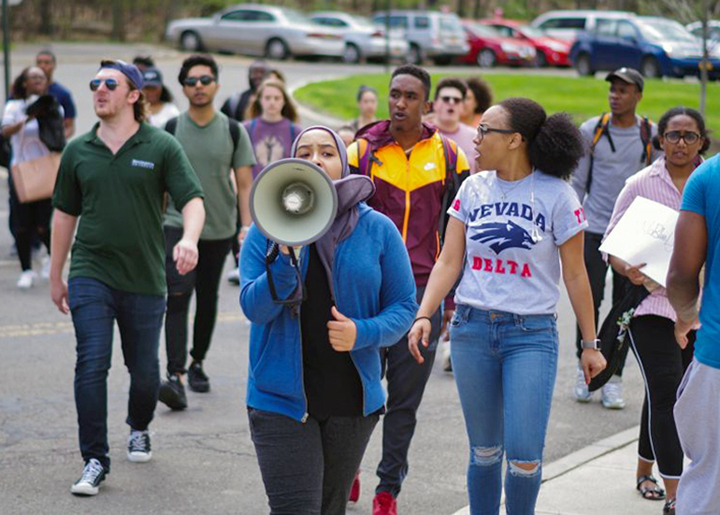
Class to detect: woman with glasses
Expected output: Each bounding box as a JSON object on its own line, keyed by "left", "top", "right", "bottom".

{"left": 408, "top": 97, "right": 606, "bottom": 514}
{"left": 604, "top": 107, "right": 707, "bottom": 515}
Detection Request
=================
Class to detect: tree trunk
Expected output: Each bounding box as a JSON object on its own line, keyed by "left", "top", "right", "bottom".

{"left": 474, "top": 0, "right": 483, "bottom": 19}
{"left": 39, "top": 0, "right": 52, "bottom": 36}
{"left": 111, "top": 0, "right": 126, "bottom": 42}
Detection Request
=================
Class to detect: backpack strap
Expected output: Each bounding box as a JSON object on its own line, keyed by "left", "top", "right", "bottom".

{"left": 356, "top": 138, "right": 381, "bottom": 180}
{"left": 438, "top": 135, "right": 460, "bottom": 246}
{"left": 249, "top": 118, "right": 257, "bottom": 140}
{"left": 164, "top": 116, "right": 178, "bottom": 136}
{"left": 587, "top": 113, "right": 613, "bottom": 195}
{"left": 228, "top": 119, "right": 240, "bottom": 155}
{"left": 640, "top": 116, "right": 652, "bottom": 166}
{"left": 229, "top": 93, "right": 242, "bottom": 121}
{"left": 289, "top": 123, "right": 297, "bottom": 143}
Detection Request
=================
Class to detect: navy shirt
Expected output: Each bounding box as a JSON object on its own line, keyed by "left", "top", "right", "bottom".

{"left": 48, "top": 82, "right": 76, "bottom": 120}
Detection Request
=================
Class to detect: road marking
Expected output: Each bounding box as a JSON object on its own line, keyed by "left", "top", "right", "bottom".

{"left": 0, "top": 312, "right": 247, "bottom": 338}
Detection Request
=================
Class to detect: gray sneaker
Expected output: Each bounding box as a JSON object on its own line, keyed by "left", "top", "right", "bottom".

{"left": 573, "top": 362, "right": 592, "bottom": 402}
{"left": 602, "top": 378, "right": 626, "bottom": 409}
{"left": 70, "top": 458, "right": 107, "bottom": 496}
{"left": 127, "top": 429, "right": 152, "bottom": 463}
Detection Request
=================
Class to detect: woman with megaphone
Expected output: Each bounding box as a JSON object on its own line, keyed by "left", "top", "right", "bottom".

{"left": 240, "top": 126, "right": 417, "bottom": 515}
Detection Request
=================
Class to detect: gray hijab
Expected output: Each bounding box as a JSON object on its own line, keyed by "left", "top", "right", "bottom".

{"left": 289, "top": 125, "right": 375, "bottom": 299}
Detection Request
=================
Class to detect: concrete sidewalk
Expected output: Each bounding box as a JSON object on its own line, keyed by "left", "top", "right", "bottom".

{"left": 454, "top": 426, "right": 671, "bottom": 515}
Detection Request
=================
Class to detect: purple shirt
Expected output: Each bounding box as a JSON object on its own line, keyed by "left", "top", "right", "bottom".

{"left": 438, "top": 123, "right": 477, "bottom": 173}
{"left": 243, "top": 117, "right": 303, "bottom": 178}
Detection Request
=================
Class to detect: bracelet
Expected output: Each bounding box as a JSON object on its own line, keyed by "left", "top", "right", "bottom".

{"left": 414, "top": 316, "right": 432, "bottom": 325}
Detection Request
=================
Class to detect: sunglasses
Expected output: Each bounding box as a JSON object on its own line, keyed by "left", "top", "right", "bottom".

{"left": 663, "top": 130, "right": 701, "bottom": 145}
{"left": 440, "top": 95, "right": 463, "bottom": 104}
{"left": 89, "top": 78, "right": 120, "bottom": 92}
{"left": 183, "top": 75, "right": 215, "bottom": 87}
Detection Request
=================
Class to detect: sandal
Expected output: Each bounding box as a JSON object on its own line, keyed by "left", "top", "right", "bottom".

{"left": 636, "top": 475, "right": 666, "bottom": 500}
{"left": 663, "top": 498, "right": 676, "bottom": 514}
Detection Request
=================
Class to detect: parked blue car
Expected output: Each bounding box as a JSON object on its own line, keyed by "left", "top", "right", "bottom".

{"left": 570, "top": 16, "right": 720, "bottom": 79}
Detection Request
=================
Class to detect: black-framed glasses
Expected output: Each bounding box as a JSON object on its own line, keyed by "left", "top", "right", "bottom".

{"left": 183, "top": 75, "right": 215, "bottom": 87}
{"left": 476, "top": 125, "right": 516, "bottom": 141}
{"left": 664, "top": 130, "right": 701, "bottom": 145}
{"left": 89, "top": 78, "right": 119, "bottom": 92}
{"left": 440, "top": 95, "right": 463, "bottom": 104}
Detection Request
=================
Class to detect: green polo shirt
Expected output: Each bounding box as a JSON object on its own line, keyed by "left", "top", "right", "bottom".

{"left": 52, "top": 122, "right": 203, "bottom": 295}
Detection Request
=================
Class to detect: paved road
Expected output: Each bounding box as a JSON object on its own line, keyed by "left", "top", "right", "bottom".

{"left": 0, "top": 43, "right": 645, "bottom": 514}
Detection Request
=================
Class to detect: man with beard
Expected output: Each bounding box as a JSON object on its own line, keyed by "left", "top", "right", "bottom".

{"left": 50, "top": 59, "right": 205, "bottom": 496}
{"left": 158, "top": 54, "right": 255, "bottom": 409}
{"left": 221, "top": 59, "right": 269, "bottom": 122}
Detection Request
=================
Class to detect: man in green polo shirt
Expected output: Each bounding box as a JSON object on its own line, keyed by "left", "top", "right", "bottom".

{"left": 49, "top": 59, "right": 205, "bottom": 497}
{"left": 158, "top": 54, "right": 255, "bottom": 410}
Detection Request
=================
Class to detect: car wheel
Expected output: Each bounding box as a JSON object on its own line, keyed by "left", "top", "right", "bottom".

{"left": 343, "top": 43, "right": 361, "bottom": 64}
{"left": 477, "top": 49, "right": 496, "bottom": 68}
{"left": 265, "top": 38, "right": 290, "bottom": 60}
{"left": 536, "top": 51, "right": 548, "bottom": 67}
{"left": 180, "top": 31, "right": 203, "bottom": 52}
{"left": 406, "top": 44, "right": 422, "bottom": 65}
{"left": 575, "top": 53, "right": 594, "bottom": 77}
{"left": 641, "top": 56, "right": 661, "bottom": 78}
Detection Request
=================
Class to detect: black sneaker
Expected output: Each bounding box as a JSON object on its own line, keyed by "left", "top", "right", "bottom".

{"left": 70, "top": 458, "right": 107, "bottom": 496}
{"left": 187, "top": 361, "right": 210, "bottom": 393}
{"left": 127, "top": 429, "right": 152, "bottom": 463}
{"left": 159, "top": 374, "right": 187, "bottom": 410}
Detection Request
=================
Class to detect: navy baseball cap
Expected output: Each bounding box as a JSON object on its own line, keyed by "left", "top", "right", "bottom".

{"left": 99, "top": 59, "right": 144, "bottom": 89}
{"left": 605, "top": 67, "right": 644, "bottom": 92}
{"left": 142, "top": 67, "right": 163, "bottom": 87}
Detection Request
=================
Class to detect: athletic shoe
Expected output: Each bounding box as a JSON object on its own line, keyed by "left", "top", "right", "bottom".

{"left": 127, "top": 429, "right": 152, "bottom": 462}
{"left": 41, "top": 256, "right": 51, "bottom": 280}
{"left": 159, "top": 374, "right": 187, "bottom": 410}
{"left": 70, "top": 458, "right": 107, "bottom": 496}
{"left": 573, "top": 362, "right": 592, "bottom": 403}
{"left": 602, "top": 378, "right": 626, "bottom": 409}
{"left": 372, "top": 491, "right": 397, "bottom": 515}
{"left": 348, "top": 470, "right": 360, "bottom": 503}
{"left": 17, "top": 270, "right": 37, "bottom": 290}
{"left": 188, "top": 361, "right": 210, "bottom": 393}
{"left": 227, "top": 267, "right": 240, "bottom": 285}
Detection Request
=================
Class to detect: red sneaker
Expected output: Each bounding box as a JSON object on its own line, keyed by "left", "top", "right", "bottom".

{"left": 373, "top": 491, "right": 397, "bottom": 515}
{"left": 348, "top": 471, "right": 360, "bottom": 503}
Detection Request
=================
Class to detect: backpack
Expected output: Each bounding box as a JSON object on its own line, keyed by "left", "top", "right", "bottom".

{"left": 356, "top": 134, "right": 460, "bottom": 246}
{"left": 587, "top": 113, "right": 652, "bottom": 194}
{"left": 164, "top": 116, "right": 240, "bottom": 155}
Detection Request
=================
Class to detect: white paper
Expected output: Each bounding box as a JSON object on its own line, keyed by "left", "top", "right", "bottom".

{"left": 599, "top": 197, "right": 678, "bottom": 288}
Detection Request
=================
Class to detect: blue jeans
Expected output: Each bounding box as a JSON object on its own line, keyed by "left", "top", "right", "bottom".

{"left": 69, "top": 277, "right": 166, "bottom": 470}
{"left": 450, "top": 305, "right": 558, "bottom": 515}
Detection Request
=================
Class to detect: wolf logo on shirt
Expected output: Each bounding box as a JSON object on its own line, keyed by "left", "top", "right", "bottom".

{"left": 470, "top": 220, "right": 536, "bottom": 254}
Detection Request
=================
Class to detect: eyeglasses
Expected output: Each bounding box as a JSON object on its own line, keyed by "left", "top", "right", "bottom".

{"left": 89, "top": 78, "right": 120, "bottom": 92}
{"left": 476, "top": 125, "right": 517, "bottom": 141}
{"left": 440, "top": 95, "right": 463, "bottom": 104}
{"left": 183, "top": 75, "right": 215, "bottom": 87}
{"left": 664, "top": 130, "right": 701, "bottom": 145}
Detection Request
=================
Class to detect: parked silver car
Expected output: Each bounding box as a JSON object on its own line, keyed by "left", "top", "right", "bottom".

{"left": 309, "top": 11, "right": 408, "bottom": 63}
{"left": 165, "top": 4, "right": 344, "bottom": 60}
{"left": 372, "top": 10, "right": 469, "bottom": 65}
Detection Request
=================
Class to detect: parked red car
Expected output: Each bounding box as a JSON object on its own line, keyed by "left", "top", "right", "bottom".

{"left": 480, "top": 18, "right": 571, "bottom": 67}
{"left": 461, "top": 21, "right": 536, "bottom": 68}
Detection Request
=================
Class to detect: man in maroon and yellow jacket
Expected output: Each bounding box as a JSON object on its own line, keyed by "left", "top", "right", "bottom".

{"left": 347, "top": 65, "right": 470, "bottom": 514}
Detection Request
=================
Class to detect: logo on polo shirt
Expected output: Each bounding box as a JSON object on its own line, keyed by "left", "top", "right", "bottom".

{"left": 131, "top": 159, "right": 155, "bottom": 170}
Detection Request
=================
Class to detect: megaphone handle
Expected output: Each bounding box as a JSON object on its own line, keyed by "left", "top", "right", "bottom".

{"left": 265, "top": 241, "right": 306, "bottom": 306}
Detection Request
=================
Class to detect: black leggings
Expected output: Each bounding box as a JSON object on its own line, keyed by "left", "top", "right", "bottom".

{"left": 9, "top": 179, "right": 51, "bottom": 271}
{"left": 630, "top": 315, "right": 695, "bottom": 478}
{"left": 164, "top": 226, "right": 233, "bottom": 375}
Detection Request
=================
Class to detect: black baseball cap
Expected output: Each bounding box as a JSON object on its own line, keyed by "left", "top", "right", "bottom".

{"left": 142, "top": 67, "right": 163, "bottom": 88}
{"left": 605, "top": 67, "right": 644, "bottom": 92}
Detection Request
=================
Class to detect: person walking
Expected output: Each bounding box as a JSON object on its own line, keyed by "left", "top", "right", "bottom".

{"left": 349, "top": 85, "right": 378, "bottom": 133}
{"left": 142, "top": 67, "right": 180, "bottom": 128}
{"left": 1, "top": 67, "right": 57, "bottom": 289}
{"left": 346, "top": 64, "right": 470, "bottom": 514}
{"left": 409, "top": 97, "right": 606, "bottom": 515}
{"left": 221, "top": 59, "right": 270, "bottom": 122}
{"left": 36, "top": 50, "right": 77, "bottom": 138}
{"left": 667, "top": 136, "right": 720, "bottom": 515}
{"left": 158, "top": 54, "right": 255, "bottom": 409}
{"left": 241, "top": 126, "right": 417, "bottom": 515}
{"left": 432, "top": 78, "right": 477, "bottom": 173}
{"left": 460, "top": 76, "right": 492, "bottom": 129}
{"left": 606, "top": 107, "right": 707, "bottom": 514}
{"left": 571, "top": 67, "right": 663, "bottom": 408}
{"left": 49, "top": 59, "right": 205, "bottom": 497}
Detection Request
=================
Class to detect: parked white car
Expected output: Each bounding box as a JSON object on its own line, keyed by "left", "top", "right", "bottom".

{"left": 166, "top": 4, "right": 344, "bottom": 60}
{"left": 310, "top": 11, "right": 408, "bottom": 63}
{"left": 531, "top": 10, "right": 633, "bottom": 42}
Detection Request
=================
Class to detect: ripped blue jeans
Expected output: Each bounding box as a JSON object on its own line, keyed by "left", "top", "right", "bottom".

{"left": 450, "top": 305, "right": 558, "bottom": 515}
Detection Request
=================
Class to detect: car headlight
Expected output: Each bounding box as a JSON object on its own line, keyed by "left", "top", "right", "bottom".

{"left": 547, "top": 42, "right": 566, "bottom": 52}
{"left": 501, "top": 43, "right": 520, "bottom": 53}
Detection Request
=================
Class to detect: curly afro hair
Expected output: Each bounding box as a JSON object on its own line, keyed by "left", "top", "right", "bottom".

{"left": 499, "top": 97, "right": 584, "bottom": 179}
{"left": 652, "top": 106, "right": 710, "bottom": 154}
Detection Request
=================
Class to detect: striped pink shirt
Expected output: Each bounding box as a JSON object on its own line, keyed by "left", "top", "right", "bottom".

{"left": 604, "top": 157, "right": 687, "bottom": 322}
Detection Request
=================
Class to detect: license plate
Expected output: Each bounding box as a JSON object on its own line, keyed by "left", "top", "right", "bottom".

{"left": 699, "top": 61, "right": 714, "bottom": 70}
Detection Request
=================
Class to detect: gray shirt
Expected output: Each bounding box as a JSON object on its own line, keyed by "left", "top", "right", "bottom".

{"left": 571, "top": 115, "right": 663, "bottom": 234}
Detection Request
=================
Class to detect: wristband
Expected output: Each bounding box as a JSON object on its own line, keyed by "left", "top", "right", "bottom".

{"left": 414, "top": 316, "right": 432, "bottom": 325}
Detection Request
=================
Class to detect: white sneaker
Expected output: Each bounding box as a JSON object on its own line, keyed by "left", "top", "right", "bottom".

{"left": 127, "top": 429, "right": 152, "bottom": 463}
{"left": 602, "top": 378, "right": 626, "bottom": 409}
{"left": 573, "top": 362, "right": 592, "bottom": 402}
{"left": 227, "top": 267, "right": 240, "bottom": 285}
{"left": 70, "top": 458, "right": 107, "bottom": 496}
{"left": 41, "top": 256, "right": 51, "bottom": 280}
{"left": 17, "top": 270, "right": 37, "bottom": 290}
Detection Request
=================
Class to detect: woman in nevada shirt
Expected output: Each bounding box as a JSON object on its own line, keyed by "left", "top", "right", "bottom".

{"left": 409, "top": 98, "right": 607, "bottom": 515}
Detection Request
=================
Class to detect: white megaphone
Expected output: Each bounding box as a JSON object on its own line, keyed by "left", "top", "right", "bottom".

{"left": 250, "top": 158, "right": 338, "bottom": 247}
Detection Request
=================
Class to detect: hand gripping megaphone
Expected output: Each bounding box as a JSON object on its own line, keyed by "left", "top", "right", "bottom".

{"left": 250, "top": 158, "right": 338, "bottom": 247}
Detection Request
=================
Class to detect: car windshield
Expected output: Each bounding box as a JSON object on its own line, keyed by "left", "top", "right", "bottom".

{"left": 518, "top": 25, "right": 546, "bottom": 38}
{"left": 281, "top": 7, "right": 313, "bottom": 25}
{"left": 350, "top": 15, "right": 376, "bottom": 28}
{"left": 469, "top": 24, "right": 503, "bottom": 37}
{"left": 440, "top": 16, "right": 462, "bottom": 32}
{"left": 639, "top": 19, "right": 696, "bottom": 43}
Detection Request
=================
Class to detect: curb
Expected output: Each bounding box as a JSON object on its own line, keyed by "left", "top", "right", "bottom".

{"left": 450, "top": 426, "right": 639, "bottom": 515}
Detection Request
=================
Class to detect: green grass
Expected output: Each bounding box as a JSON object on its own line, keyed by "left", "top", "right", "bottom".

{"left": 294, "top": 73, "right": 720, "bottom": 133}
